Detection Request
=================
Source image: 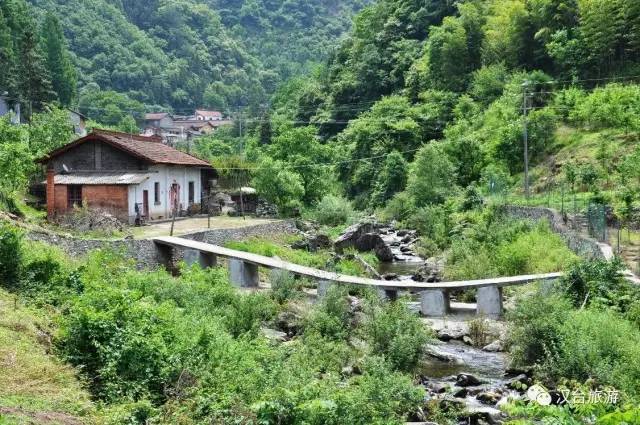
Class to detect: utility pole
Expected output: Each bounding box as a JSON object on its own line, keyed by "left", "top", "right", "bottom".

{"left": 522, "top": 81, "right": 530, "bottom": 199}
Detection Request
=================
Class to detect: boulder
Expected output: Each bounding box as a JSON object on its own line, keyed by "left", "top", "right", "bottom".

{"left": 334, "top": 222, "right": 375, "bottom": 252}
{"left": 506, "top": 374, "right": 532, "bottom": 391}
{"left": 452, "top": 387, "right": 468, "bottom": 398}
{"left": 482, "top": 340, "right": 505, "bottom": 352}
{"left": 374, "top": 242, "right": 394, "bottom": 262}
{"left": 261, "top": 328, "right": 288, "bottom": 343}
{"left": 456, "top": 373, "right": 483, "bottom": 387}
{"left": 428, "top": 382, "right": 449, "bottom": 394}
{"left": 292, "top": 233, "right": 333, "bottom": 252}
{"left": 476, "top": 391, "right": 501, "bottom": 405}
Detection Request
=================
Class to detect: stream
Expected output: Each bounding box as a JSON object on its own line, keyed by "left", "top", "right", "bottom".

{"left": 373, "top": 227, "right": 520, "bottom": 422}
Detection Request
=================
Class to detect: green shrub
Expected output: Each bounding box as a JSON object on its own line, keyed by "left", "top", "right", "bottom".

{"left": 361, "top": 298, "right": 431, "bottom": 372}
{"left": 0, "top": 223, "right": 22, "bottom": 288}
{"left": 540, "top": 309, "right": 640, "bottom": 397}
{"left": 304, "top": 285, "right": 352, "bottom": 340}
{"left": 270, "top": 270, "right": 301, "bottom": 304}
{"left": 508, "top": 288, "right": 640, "bottom": 397}
{"left": 59, "top": 286, "right": 176, "bottom": 403}
{"left": 494, "top": 222, "right": 577, "bottom": 275}
{"left": 560, "top": 259, "right": 630, "bottom": 310}
{"left": 507, "top": 288, "right": 573, "bottom": 367}
{"left": 311, "top": 194, "right": 357, "bottom": 226}
{"left": 380, "top": 191, "right": 415, "bottom": 223}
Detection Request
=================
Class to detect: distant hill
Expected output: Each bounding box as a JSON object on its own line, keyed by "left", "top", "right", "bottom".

{"left": 25, "top": 0, "right": 365, "bottom": 116}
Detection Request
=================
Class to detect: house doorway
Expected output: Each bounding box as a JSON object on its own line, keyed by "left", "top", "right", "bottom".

{"left": 143, "top": 190, "right": 149, "bottom": 218}
{"left": 169, "top": 182, "right": 180, "bottom": 215}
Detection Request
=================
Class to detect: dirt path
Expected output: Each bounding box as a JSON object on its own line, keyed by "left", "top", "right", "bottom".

{"left": 133, "top": 216, "right": 281, "bottom": 238}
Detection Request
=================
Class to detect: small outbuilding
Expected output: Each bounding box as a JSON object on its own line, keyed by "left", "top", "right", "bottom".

{"left": 39, "top": 129, "right": 216, "bottom": 224}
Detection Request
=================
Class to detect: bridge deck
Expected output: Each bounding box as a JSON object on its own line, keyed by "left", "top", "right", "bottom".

{"left": 154, "top": 236, "right": 562, "bottom": 290}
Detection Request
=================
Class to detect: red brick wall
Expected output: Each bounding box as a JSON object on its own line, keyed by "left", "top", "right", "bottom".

{"left": 83, "top": 185, "right": 129, "bottom": 219}
{"left": 54, "top": 185, "right": 68, "bottom": 215}
{"left": 46, "top": 169, "right": 55, "bottom": 219}
{"left": 50, "top": 184, "right": 129, "bottom": 221}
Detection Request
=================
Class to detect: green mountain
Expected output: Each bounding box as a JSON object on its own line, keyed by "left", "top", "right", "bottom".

{"left": 22, "top": 0, "right": 365, "bottom": 119}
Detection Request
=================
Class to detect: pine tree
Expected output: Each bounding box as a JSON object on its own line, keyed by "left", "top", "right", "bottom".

{"left": 16, "top": 28, "right": 53, "bottom": 116}
{"left": 40, "top": 13, "right": 77, "bottom": 106}
{"left": 0, "top": 8, "right": 17, "bottom": 96}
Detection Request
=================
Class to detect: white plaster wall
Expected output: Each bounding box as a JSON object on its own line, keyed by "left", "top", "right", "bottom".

{"left": 128, "top": 165, "right": 202, "bottom": 221}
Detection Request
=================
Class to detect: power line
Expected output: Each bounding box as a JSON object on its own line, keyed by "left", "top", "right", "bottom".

{"left": 209, "top": 147, "right": 425, "bottom": 171}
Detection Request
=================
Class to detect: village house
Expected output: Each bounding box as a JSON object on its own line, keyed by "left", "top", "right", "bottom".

{"left": 195, "top": 109, "right": 223, "bottom": 121}
{"left": 143, "top": 110, "right": 232, "bottom": 145}
{"left": 40, "top": 129, "right": 216, "bottom": 224}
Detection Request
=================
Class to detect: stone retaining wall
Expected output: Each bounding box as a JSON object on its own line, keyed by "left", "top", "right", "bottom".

{"left": 500, "top": 205, "right": 608, "bottom": 260}
{"left": 26, "top": 220, "right": 298, "bottom": 269}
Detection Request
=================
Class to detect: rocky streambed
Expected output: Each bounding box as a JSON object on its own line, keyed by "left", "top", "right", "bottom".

{"left": 293, "top": 220, "right": 525, "bottom": 422}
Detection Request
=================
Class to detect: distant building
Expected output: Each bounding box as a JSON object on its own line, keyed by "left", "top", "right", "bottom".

{"left": 0, "top": 95, "right": 21, "bottom": 124}
{"left": 143, "top": 110, "right": 232, "bottom": 145}
{"left": 68, "top": 110, "right": 88, "bottom": 137}
{"left": 40, "top": 129, "right": 216, "bottom": 224}
{"left": 195, "top": 109, "right": 223, "bottom": 121}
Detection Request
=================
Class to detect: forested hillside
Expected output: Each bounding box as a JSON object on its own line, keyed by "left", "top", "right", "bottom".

{"left": 17, "top": 0, "right": 365, "bottom": 121}
{"left": 237, "top": 0, "right": 640, "bottom": 211}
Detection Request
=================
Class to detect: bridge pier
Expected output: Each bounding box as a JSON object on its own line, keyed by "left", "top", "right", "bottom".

{"left": 378, "top": 288, "right": 399, "bottom": 301}
{"left": 317, "top": 280, "right": 333, "bottom": 298}
{"left": 228, "top": 259, "right": 259, "bottom": 288}
{"left": 476, "top": 286, "right": 502, "bottom": 317}
{"left": 183, "top": 249, "right": 217, "bottom": 269}
{"left": 420, "top": 289, "right": 450, "bottom": 316}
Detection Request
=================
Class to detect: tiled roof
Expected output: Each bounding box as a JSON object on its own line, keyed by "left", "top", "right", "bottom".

{"left": 195, "top": 109, "right": 223, "bottom": 118}
{"left": 47, "top": 172, "right": 152, "bottom": 185}
{"left": 145, "top": 112, "right": 171, "bottom": 121}
{"left": 40, "top": 129, "right": 213, "bottom": 167}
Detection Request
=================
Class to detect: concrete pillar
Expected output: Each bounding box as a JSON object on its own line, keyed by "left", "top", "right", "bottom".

{"left": 155, "top": 243, "right": 174, "bottom": 270}
{"left": 183, "top": 249, "right": 217, "bottom": 269}
{"left": 420, "top": 289, "right": 450, "bottom": 317}
{"left": 317, "top": 280, "right": 333, "bottom": 298}
{"left": 46, "top": 167, "right": 55, "bottom": 220}
{"left": 477, "top": 286, "right": 503, "bottom": 317}
{"left": 377, "top": 287, "right": 399, "bottom": 301}
{"left": 228, "top": 259, "right": 259, "bottom": 288}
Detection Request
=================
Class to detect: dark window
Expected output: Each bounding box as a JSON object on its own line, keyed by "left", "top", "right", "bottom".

{"left": 67, "top": 185, "right": 82, "bottom": 208}
{"left": 188, "top": 181, "right": 195, "bottom": 204}
{"left": 154, "top": 182, "right": 160, "bottom": 204}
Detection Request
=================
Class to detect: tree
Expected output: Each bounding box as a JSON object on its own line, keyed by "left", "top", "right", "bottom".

{"left": 482, "top": 0, "right": 529, "bottom": 68}
{"left": 28, "top": 106, "right": 74, "bottom": 157}
{"left": 0, "top": 8, "right": 16, "bottom": 96}
{"left": 252, "top": 158, "right": 305, "bottom": 215}
{"left": 370, "top": 151, "right": 408, "bottom": 208}
{"left": 40, "top": 12, "right": 77, "bottom": 106}
{"left": 407, "top": 143, "right": 456, "bottom": 207}
{"left": 16, "top": 28, "right": 53, "bottom": 116}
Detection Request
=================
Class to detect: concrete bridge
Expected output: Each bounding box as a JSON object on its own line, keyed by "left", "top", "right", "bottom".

{"left": 153, "top": 236, "right": 562, "bottom": 317}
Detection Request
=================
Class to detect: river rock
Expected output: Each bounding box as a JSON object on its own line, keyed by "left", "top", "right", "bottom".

{"left": 506, "top": 374, "right": 532, "bottom": 391}
{"left": 334, "top": 222, "right": 375, "bottom": 252}
{"left": 456, "top": 373, "right": 483, "bottom": 387}
{"left": 435, "top": 326, "right": 468, "bottom": 342}
{"left": 428, "top": 382, "right": 449, "bottom": 394}
{"left": 382, "top": 273, "right": 399, "bottom": 280}
{"left": 453, "top": 387, "right": 468, "bottom": 398}
{"left": 476, "top": 391, "right": 502, "bottom": 405}
{"left": 261, "top": 327, "right": 288, "bottom": 343}
{"left": 482, "top": 340, "right": 504, "bottom": 352}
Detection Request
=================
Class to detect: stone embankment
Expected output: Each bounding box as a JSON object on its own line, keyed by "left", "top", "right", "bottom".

{"left": 25, "top": 220, "right": 298, "bottom": 269}
{"left": 500, "top": 205, "right": 611, "bottom": 260}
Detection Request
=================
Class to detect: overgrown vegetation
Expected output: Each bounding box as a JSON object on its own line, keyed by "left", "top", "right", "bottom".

{"left": 506, "top": 260, "right": 640, "bottom": 422}
{"left": 0, "top": 223, "right": 433, "bottom": 424}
